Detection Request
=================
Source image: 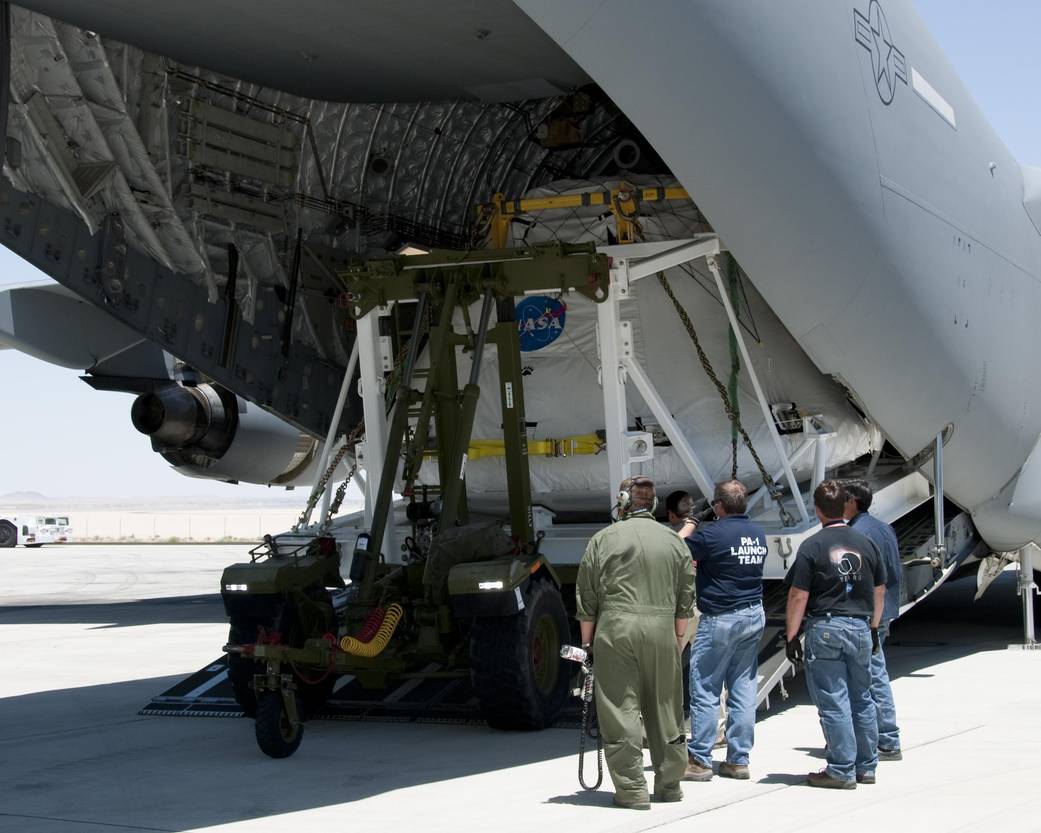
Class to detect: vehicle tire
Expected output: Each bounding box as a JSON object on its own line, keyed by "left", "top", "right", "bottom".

{"left": 470, "top": 578, "right": 570, "bottom": 730}
{"left": 0, "top": 521, "right": 16, "bottom": 548}
{"left": 227, "top": 622, "right": 260, "bottom": 718}
{"left": 226, "top": 588, "right": 337, "bottom": 720}
{"left": 24, "top": 543, "right": 43, "bottom": 548}
{"left": 275, "top": 588, "right": 338, "bottom": 719}
{"left": 255, "top": 690, "right": 304, "bottom": 758}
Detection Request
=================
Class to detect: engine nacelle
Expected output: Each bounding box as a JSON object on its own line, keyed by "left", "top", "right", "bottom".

{"left": 131, "top": 383, "right": 321, "bottom": 486}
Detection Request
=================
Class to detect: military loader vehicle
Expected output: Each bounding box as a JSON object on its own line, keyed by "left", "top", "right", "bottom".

{"left": 221, "top": 242, "right": 608, "bottom": 758}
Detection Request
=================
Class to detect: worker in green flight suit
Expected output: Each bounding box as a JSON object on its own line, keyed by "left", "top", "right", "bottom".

{"left": 576, "top": 476, "right": 696, "bottom": 809}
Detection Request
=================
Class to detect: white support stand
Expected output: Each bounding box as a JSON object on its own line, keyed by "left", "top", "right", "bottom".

{"left": 619, "top": 323, "right": 715, "bottom": 499}
{"left": 1018, "top": 546, "right": 1038, "bottom": 648}
{"left": 317, "top": 339, "right": 360, "bottom": 524}
{"left": 355, "top": 307, "right": 396, "bottom": 558}
{"left": 705, "top": 255, "right": 809, "bottom": 524}
{"left": 811, "top": 432, "right": 829, "bottom": 496}
{"left": 596, "top": 261, "right": 633, "bottom": 498}
{"left": 747, "top": 438, "right": 814, "bottom": 513}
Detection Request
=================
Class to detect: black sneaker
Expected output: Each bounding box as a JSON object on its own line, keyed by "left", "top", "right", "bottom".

{"left": 878, "top": 747, "right": 903, "bottom": 761}
{"left": 856, "top": 772, "right": 876, "bottom": 785}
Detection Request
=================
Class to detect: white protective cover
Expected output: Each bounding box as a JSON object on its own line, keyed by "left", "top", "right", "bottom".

{"left": 419, "top": 177, "right": 879, "bottom": 512}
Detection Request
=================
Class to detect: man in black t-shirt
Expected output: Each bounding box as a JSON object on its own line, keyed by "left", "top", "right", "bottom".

{"left": 785, "top": 480, "right": 886, "bottom": 790}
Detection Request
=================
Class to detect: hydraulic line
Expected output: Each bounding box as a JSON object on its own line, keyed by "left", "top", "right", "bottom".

{"left": 340, "top": 603, "right": 403, "bottom": 657}
{"left": 356, "top": 607, "right": 386, "bottom": 642}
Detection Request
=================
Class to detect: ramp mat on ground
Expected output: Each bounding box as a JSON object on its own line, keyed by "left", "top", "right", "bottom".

{"left": 141, "top": 626, "right": 790, "bottom": 727}
{"left": 139, "top": 658, "right": 586, "bottom": 727}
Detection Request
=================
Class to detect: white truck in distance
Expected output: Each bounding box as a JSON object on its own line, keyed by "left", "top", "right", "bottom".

{"left": 0, "top": 514, "right": 71, "bottom": 547}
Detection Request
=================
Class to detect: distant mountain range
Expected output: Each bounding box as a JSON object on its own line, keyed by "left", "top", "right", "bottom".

{"left": 1, "top": 490, "right": 48, "bottom": 502}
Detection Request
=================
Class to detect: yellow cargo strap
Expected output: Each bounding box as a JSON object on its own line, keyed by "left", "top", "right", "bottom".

{"left": 424, "top": 433, "right": 604, "bottom": 461}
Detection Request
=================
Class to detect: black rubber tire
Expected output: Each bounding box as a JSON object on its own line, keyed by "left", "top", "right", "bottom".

{"left": 24, "top": 543, "right": 43, "bottom": 549}
{"left": 255, "top": 691, "right": 304, "bottom": 758}
{"left": 227, "top": 588, "right": 337, "bottom": 719}
{"left": 227, "top": 622, "right": 259, "bottom": 718}
{"left": 470, "top": 578, "right": 571, "bottom": 730}
{"left": 0, "top": 521, "right": 16, "bottom": 548}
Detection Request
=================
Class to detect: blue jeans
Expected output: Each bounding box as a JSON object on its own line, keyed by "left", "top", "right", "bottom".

{"left": 688, "top": 602, "right": 765, "bottom": 766}
{"left": 871, "top": 622, "right": 901, "bottom": 750}
{"left": 804, "top": 616, "right": 878, "bottom": 780}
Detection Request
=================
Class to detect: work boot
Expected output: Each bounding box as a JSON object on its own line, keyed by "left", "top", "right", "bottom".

{"left": 683, "top": 755, "right": 713, "bottom": 782}
{"left": 878, "top": 747, "right": 903, "bottom": 761}
{"left": 856, "top": 771, "right": 876, "bottom": 785}
{"left": 718, "top": 762, "right": 750, "bottom": 780}
{"left": 807, "top": 770, "right": 856, "bottom": 790}
{"left": 653, "top": 783, "right": 683, "bottom": 803}
{"left": 613, "top": 794, "right": 651, "bottom": 811}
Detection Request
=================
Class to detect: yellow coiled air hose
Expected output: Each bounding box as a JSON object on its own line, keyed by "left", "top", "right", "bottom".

{"left": 339, "top": 603, "right": 404, "bottom": 657}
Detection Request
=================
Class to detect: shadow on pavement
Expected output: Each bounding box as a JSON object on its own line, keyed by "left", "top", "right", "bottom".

{"left": 0, "top": 594, "right": 226, "bottom": 628}
{"left": 0, "top": 670, "right": 578, "bottom": 832}
{"left": 545, "top": 791, "right": 616, "bottom": 808}
{"left": 758, "top": 569, "right": 1037, "bottom": 721}
{"left": 757, "top": 772, "right": 809, "bottom": 786}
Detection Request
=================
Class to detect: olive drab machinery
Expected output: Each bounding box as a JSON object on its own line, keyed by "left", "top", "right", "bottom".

{"left": 221, "top": 242, "right": 609, "bottom": 757}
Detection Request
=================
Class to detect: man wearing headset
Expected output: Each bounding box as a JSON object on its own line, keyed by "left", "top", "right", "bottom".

{"left": 576, "top": 476, "right": 695, "bottom": 810}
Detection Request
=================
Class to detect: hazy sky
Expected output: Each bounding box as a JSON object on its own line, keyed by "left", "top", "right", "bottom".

{"left": 1, "top": 2, "right": 1039, "bottom": 498}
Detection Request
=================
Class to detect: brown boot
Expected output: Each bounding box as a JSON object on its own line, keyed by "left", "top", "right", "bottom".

{"left": 718, "top": 762, "right": 750, "bottom": 780}
{"left": 683, "top": 755, "right": 713, "bottom": 782}
{"left": 807, "top": 769, "right": 856, "bottom": 790}
{"left": 653, "top": 783, "right": 683, "bottom": 803}
{"left": 613, "top": 794, "right": 651, "bottom": 810}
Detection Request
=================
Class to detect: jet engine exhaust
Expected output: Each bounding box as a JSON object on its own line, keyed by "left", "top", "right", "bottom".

{"left": 131, "top": 384, "right": 232, "bottom": 454}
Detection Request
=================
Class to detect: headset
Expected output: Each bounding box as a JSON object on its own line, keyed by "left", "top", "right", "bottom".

{"left": 617, "top": 476, "right": 658, "bottom": 516}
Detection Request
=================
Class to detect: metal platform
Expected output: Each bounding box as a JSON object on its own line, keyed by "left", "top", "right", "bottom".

{"left": 140, "top": 626, "right": 794, "bottom": 726}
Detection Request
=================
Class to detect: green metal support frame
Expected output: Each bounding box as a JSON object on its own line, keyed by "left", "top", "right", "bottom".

{"left": 340, "top": 242, "right": 608, "bottom": 565}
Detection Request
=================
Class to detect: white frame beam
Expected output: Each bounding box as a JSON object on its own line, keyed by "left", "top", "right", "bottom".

{"left": 355, "top": 306, "right": 396, "bottom": 558}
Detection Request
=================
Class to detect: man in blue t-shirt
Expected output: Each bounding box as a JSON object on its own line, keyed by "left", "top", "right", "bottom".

{"left": 676, "top": 480, "right": 767, "bottom": 782}
{"left": 843, "top": 479, "right": 902, "bottom": 760}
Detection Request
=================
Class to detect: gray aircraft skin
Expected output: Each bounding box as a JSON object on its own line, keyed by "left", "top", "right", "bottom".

{"left": 1, "top": 1, "right": 1039, "bottom": 552}
{"left": 517, "top": 0, "right": 1041, "bottom": 553}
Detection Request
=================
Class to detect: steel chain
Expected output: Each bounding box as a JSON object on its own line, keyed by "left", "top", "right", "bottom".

{"left": 656, "top": 270, "right": 796, "bottom": 527}
{"left": 291, "top": 419, "right": 365, "bottom": 533}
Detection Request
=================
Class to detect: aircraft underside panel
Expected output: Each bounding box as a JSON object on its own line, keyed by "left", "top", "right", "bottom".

{"left": 0, "top": 178, "right": 347, "bottom": 437}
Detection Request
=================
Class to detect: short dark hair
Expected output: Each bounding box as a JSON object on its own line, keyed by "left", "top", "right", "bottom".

{"left": 814, "top": 479, "right": 847, "bottom": 519}
{"left": 713, "top": 480, "right": 747, "bottom": 515}
{"left": 665, "top": 490, "right": 691, "bottom": 516}
{"left": 620, "top": 476, "right": 656, "bottom": 513}
{"left": 843, "top": 479, "right": 873, "bottom": 512}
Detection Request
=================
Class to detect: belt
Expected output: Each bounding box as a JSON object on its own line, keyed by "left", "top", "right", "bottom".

{"left": 600, "top": 604, "right": 674, "bottom": 616}
{"left": 701, "top": 600, "right": 763, "bottom": 617}
{"left": 807, "top": 612, "right": 870, "bottom": 623}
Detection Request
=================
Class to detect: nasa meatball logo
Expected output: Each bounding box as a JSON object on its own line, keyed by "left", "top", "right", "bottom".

{"left": 854, "top": 1, "right": 907, "bottom": 105}
{"left": 516, "top": 296, "right": 566, "bottom": 352}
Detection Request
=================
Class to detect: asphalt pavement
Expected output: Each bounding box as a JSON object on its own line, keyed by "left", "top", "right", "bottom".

{"left": 1, "top": 545, "right": 1039, "bottom": 833}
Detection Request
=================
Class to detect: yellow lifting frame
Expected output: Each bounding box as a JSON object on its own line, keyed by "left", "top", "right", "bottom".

{"left": 455, "top": 184, "right": 687, "bottom": 469}
{"left": 478, "top": 183, "right": 691, "bottom": 248}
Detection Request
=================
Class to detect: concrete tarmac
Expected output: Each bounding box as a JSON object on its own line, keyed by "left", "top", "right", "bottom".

{"left": 2, "top": 545, "right": 1040, "bottom": 832}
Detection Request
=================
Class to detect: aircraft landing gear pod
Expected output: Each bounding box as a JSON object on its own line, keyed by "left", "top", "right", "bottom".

{"left": 220, "top": 242, "right": 608, "bottom": 757}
